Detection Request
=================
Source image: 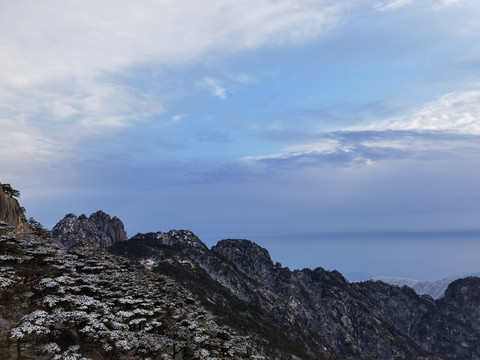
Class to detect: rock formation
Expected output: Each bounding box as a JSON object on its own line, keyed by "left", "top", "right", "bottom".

{"left": 52, "top": 210, "right": 128, "bottom": 248}
{"left": 0, "top": 183, "right": 29, "bottom": 234}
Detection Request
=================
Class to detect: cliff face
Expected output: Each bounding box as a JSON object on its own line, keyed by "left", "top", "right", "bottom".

{"left": 0, "top": 184, "right": 30, "bottom": 234}
{"left": 51, "top": 210, "right": 128, "bottom": 248}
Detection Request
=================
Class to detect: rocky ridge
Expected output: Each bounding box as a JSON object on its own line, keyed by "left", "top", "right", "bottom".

{"left": 117, "top": 231, "right": 480, "bottom": 360}
{"left": 0, "top": 233, "right": 265, "bottom": 359}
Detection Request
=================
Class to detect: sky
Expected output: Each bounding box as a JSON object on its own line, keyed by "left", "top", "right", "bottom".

{"left": 1, "top": 0, "right": 480, "bottom": 281}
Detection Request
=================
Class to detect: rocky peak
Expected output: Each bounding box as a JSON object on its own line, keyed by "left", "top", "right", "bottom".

{"left": 132, "top": 230, "right": 208, "bottom": 251}
{"left": 212, "top": 239, "right": 274, "bottom": 280}
{"left": 0, "top": 183, "right": 30, "bottom": 235}
{"left": 52, "top": 210, "right": 127, "bottom": 248}
{"left": 443, "top": 277, "right": 480, "bottom": 306}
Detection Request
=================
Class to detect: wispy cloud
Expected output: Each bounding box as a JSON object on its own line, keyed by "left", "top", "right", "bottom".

{"left": 0, "top": 0, "right": 345, "bottom": 168}
{"left": 238, "top": 88, "right": 480, "bottom": 171}
{"left": 0, "top": 0, "right": 342, "bottom": 90}
{"left": 171, "top": 115, "right": 184, "bottom": 122}
{"left": 230, "top": 73, "right": 259, "bottom": 84}
{"left": 374, "top": 0, "right": 413, "bottom": 12}
{"left": 357, "top": 89, "right": 480, "bottom": 134}
{"left": 434, "top": 0, "right": 462, "bottom": 9}
{"left": 196, "top": 77, "right": 228, "bottom": 99}
{"left": 196, "top": 72, "right": 261, "bottom": 99}
{"left": 234, "top": 130, "right": 480, "bottom": 182}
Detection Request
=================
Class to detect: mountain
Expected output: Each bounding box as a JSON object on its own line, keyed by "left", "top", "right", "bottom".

{"left": 373, "top": 273, "right": 480, "bottom": 299}
{"left": 113, "top": 232, "right": 480, "bottom": 360}
{"left": 3, "top": 187, "right": 480, "bottom": 359}
{"left": 51, "top": 210, "right": 128, "bottom": 248}
{"left": 0, "top": 233, "right": 269, "bottom": 359}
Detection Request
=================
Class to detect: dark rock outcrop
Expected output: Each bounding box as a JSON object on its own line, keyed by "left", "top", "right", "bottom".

{"left": 212, "top": 239, "right": 275, "bottom": 281}
{"left": 0, "top": 183, "right": 29, "bottom": 234}
{"left": 52, "top": 210, "right": 127, "bottom": 248}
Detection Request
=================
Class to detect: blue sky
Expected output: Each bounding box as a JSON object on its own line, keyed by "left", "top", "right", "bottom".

{"left": 1, "top": 0, "right": 480, "bottom": 280}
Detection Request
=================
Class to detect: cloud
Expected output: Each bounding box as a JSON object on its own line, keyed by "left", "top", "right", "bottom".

{"left": 229, "top": 73, "right": 259, "bottom": 84}
{"left": 0, "top": 118, "right": 56, "bottom": 161}
{"left": 171, "top": 115, "right": 184, "bottom": 122}
{"left": 196, "top": 77, "right": 227, "bottom": 99}
{"left": 233, "top": 88, "right": 480, "bottom": 174}
{"left": 357, "top": 89, "right": 480, "bottom": 133}
{"left": 0, "top": 0, "right": 341, "bottom": 87}
{"left": 0, "top": 0, "right": 344, "bottom": 167}
{"left": 250, "top": 130, "right": 477, "bottom": 170}
{"left": 0, "top": 77, "right": 165, "bottom": 172}
{"left": 434, "top": 0, "right": 462, "bottom": 9}
{"left": 374, "top": 0, "right": 413, "bottom": 12}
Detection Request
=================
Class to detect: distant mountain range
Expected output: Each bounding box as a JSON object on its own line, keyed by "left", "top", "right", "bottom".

{"left": 2, "top": 183, "right": 480, "bottom": 359}
{"left": 373, "top": 273, "right": 480, "bottom": 299}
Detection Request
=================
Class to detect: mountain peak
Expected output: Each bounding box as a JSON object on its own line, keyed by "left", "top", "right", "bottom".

{"left": 131, "top": 229, "right": 208, "bottom": 250}
{"left": 52, "top": 210, "right": 127, "bottom": 248}
{"left": 212, "top": 239, "right": 274, "bottom": 279}
{"left": 443, "top": 277, "right": 480, "bottom": 305}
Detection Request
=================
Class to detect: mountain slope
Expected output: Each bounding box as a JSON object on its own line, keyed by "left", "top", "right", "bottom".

{"left": 112, "top": 231, "right": 338, "bottom": 359}
{"left": 0, "top": 233, "right": 272, "bottom": 359}
{"left": 112, "top": 231, "right": 480, "bottom": 359}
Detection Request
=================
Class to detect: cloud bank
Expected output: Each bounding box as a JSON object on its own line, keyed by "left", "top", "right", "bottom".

{"left": 0, "top": 0, "right": 345, "bottom": 172}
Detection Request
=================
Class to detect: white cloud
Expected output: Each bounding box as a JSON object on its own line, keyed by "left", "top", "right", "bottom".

{"left": 374, "top": 0, "right": 413, "bottom": 12}
{"left": 0, "top": 118, "right": 55, "bottom": 160}
{"left": 285, "top": 139, "right": 347, "bottom": 155}
{"left": 240, "top": 88, "right": 480, "bottom": 168}
{"left": 434, "top": 0, "right": 462, "bottom": 9}
{"left": 197, "top": 77, "right": 227, "bottom": 99}
{"left": 242, "top": 139, "right": 344, "bottom": 162}
{"left": 171, "top": 115, "right": 184, "bottom": 122}
{"left": 360, "top": 89, "right": 480, "bottom": 134}
{"left": 0, "top": 0, "right": 341, "bottom": 88}
{"left": 230, "top": 73, "right": 259, "bottom": 84}
{"left": 196, "top": 72, "right": 260, "bottom": 99}
{"left": 0, "top": 0, "right": 343, "bottom": 167}
{"left": 0, "top": 116, "right": 62, "bottom": 186}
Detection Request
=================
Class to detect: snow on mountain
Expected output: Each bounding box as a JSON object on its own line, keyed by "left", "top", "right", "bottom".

{"left": 374, "top": 273, "right": 480, "bottom": 299}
